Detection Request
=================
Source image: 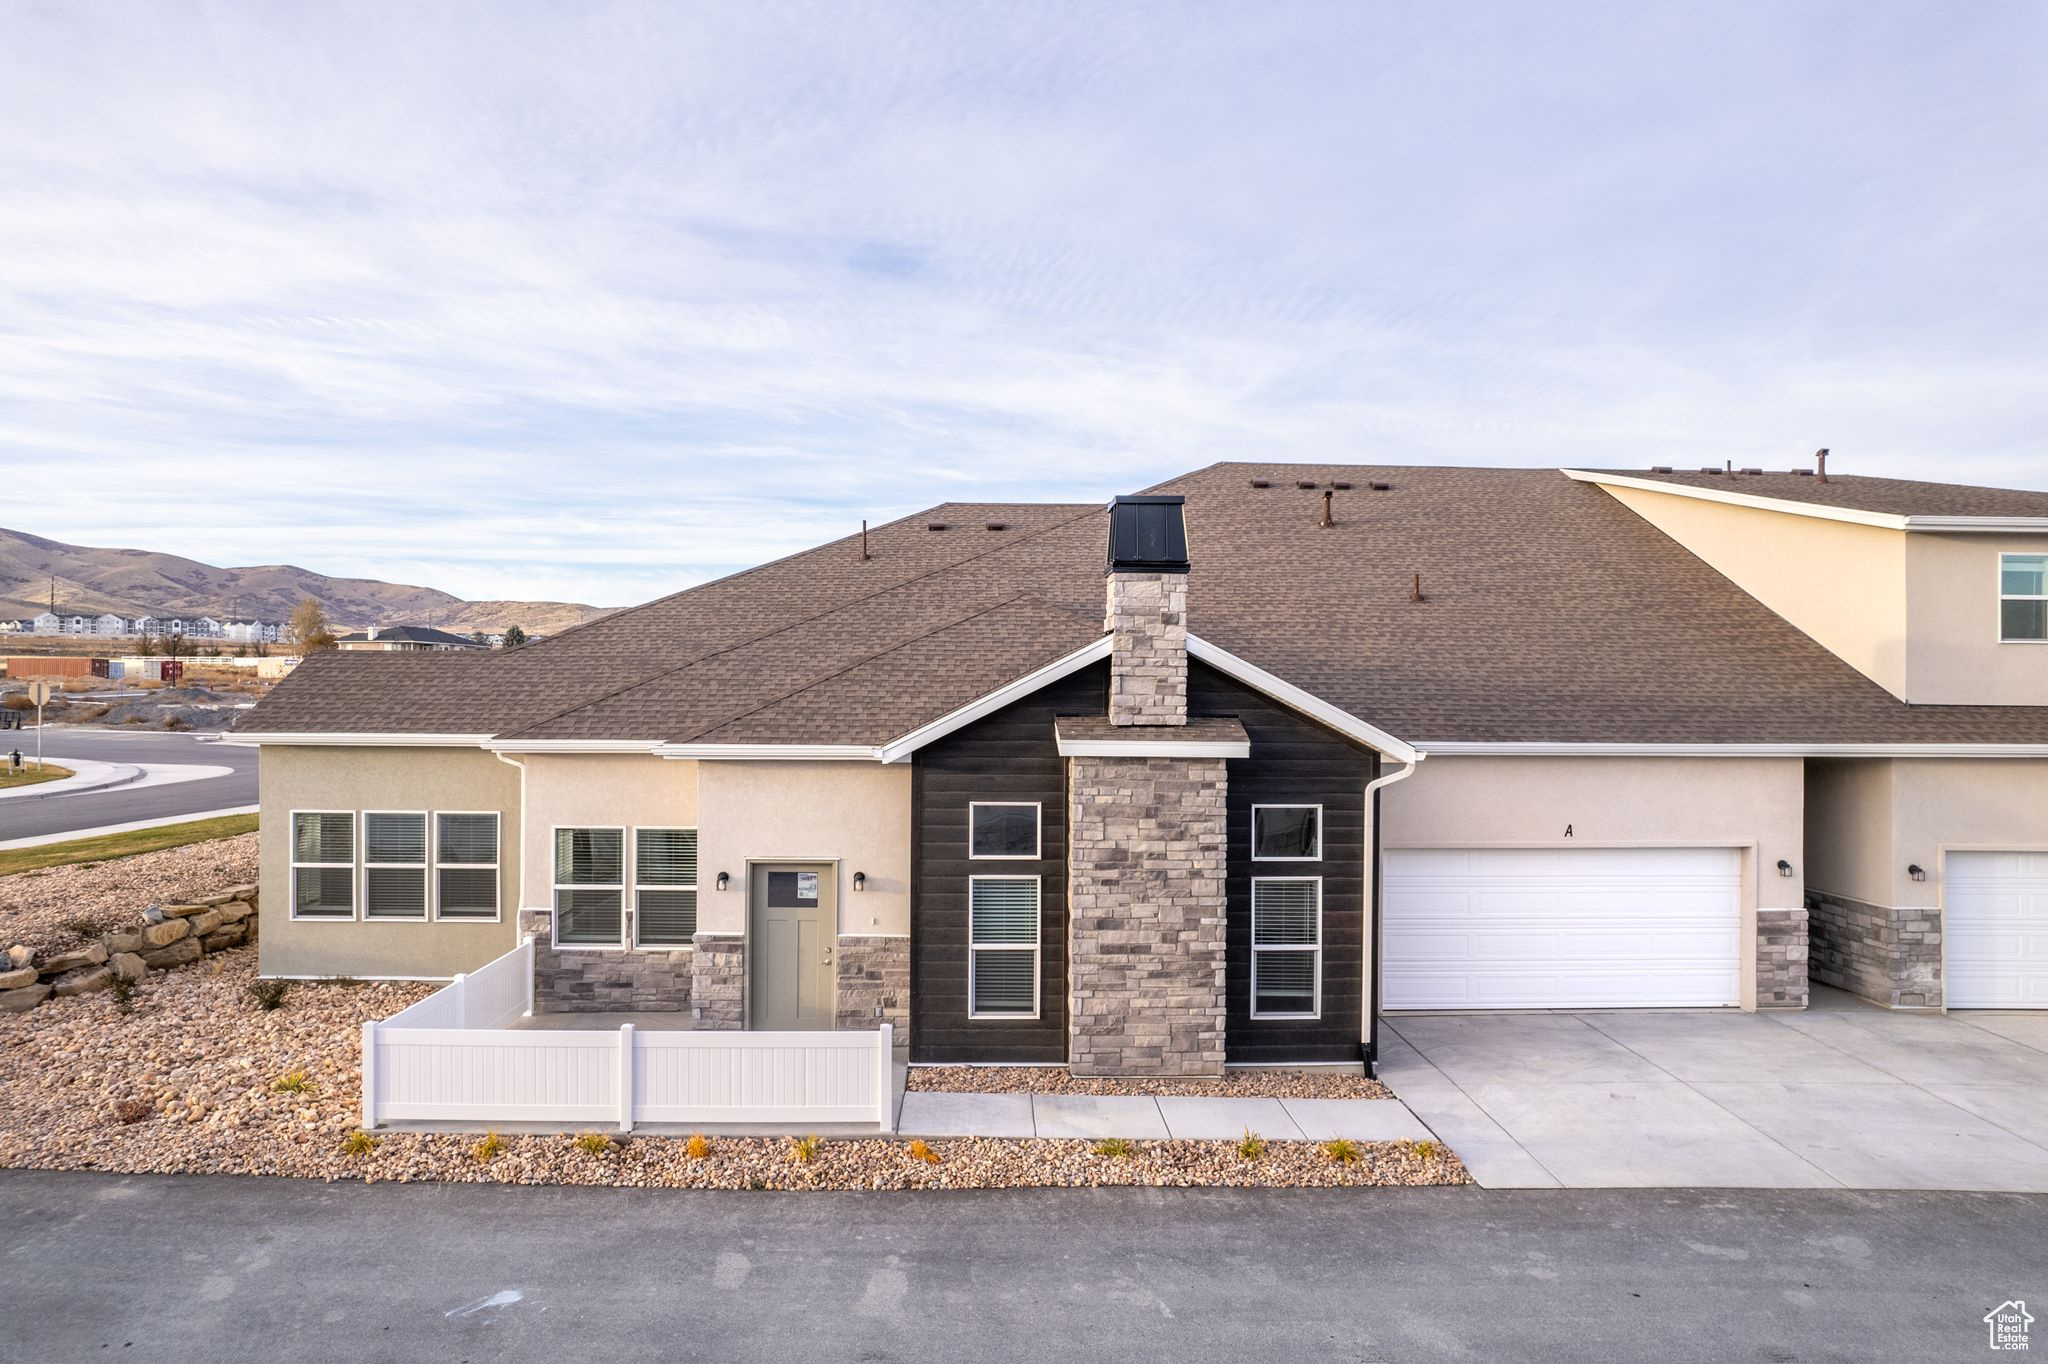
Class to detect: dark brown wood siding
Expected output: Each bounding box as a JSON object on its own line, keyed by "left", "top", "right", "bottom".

{"left": 909, "top": 663, "right": 1104, "bottom": 1062}
{"left": 1191, "top": 665, "right": 1379, "bottom": 1065}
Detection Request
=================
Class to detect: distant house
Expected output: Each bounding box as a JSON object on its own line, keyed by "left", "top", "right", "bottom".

{"left": 222, "top": 619, "right": 285, "bottom": 645}
{"left": 92, "top": 612, "right": 126, "bottom": 636}
{"left": 334, "top": 625, "right": 489, "bottom": 653}
{"left": 129, "top": 614, "right": 157, "bottom": 637}
{"left": 31, "top": 612, "right": 59, "bottom": 635}
{"left": 192, "top": 617, "right": 224, "bottom": 639}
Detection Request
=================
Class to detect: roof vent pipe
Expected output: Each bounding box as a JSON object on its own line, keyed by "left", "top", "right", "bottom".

{"left": 860, "top": 519, "right": 870, "bottom": 561}
{"left": 1410, "top": 573, "right": 1424, "bottom": 603}
{"left": 1815, "top": 448, "right": 1829, "bottom": 483}
{"left": 1320, "top": 489, "right": 1335, "bottom": 528}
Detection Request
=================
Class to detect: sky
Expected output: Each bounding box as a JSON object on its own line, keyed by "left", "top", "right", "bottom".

{"left": 2, "top": 1, "right": 2045, "bottom": 608}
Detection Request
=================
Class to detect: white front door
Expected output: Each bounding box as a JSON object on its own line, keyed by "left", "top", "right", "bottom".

{"left": 1383, "top": 847, "right": 1743, "bottom": 1010}
{"left": 1944, "top": 852, "right": 2048, "bottom": 1009}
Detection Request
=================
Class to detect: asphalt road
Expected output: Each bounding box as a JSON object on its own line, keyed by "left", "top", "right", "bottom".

{"left": 1, "top": 1172, "right": 2038, "bottom": 1363}
{"left": 0, "top": 728, "right": 257, "bottom": 841}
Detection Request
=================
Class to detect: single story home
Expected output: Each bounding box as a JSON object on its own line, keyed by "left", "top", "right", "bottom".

{"left": 229, "top": 461, "right": 2048, "bottom": 1075}
{"left": 334, "top": 625, "right": 490, "bottom": 652}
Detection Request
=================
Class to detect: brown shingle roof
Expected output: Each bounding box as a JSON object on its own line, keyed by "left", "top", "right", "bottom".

{"left": 239, "top": 464, "right": 2048, "bottom": 747}
{"left": 1586, "top": 468, "right": 2048, "bottom": 518}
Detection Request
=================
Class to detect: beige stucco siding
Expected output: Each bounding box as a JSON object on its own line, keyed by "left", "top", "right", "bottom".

{"left": 258, "top": 747, "right": 521, "bottom": 979}
{"left": 1603, "top": 485, "right": 1910, "bottom": 698}
{"left": 1894, "top": 759, "right": 2048, "bottom": 905}
{"left": 1381, "top": 755, "right": 1806, "bottom": 1009}
{"left": 1803, "top": 758, "right": 1896, "bottom": 908}
{"left": 696, "top": 761, "right": 912, "bottom": 937}
{"left": 513, "top": 754, "right": 699, "bottom": 913}
{"left": 1906, "top": 534, "right": 2048, "bottom": 706}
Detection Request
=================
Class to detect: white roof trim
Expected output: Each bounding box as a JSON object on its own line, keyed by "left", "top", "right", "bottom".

{"left": 482, "top": 739, "right": 664, "bottom": 754}
{"left": 656, "top": 743, "right": 881, "bottom": 761}
{"left": 1417, "top": 741, "right": 2048, "bottom": 758}
{"left": 1185, "top": 635, "right": 1422, "bottom": 764}
{"left": 1055, "top": 736, "right": 1252, "bottom": 759}
{"left": 1564, "top": 468, "right": 2048, "bottom": 535}
{"left": 874, "top": 636, "right": 1115, "bottom": 764}
{"left": 219, "top": 732, "right": 494, "bottom": 748}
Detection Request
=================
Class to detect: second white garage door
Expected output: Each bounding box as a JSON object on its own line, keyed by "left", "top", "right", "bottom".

{"left": 1945, "top": 852, "right": 2048, "bottom": 1009}
{"left": 1383, "top": 847, "right": 1743, "bottom": 1010}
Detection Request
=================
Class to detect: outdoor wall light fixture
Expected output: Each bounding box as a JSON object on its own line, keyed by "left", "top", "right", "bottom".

{"left": 853, "top": 871, "right": 866, "bottom": 892}
{"left": 715, "top": 871, "right": 730, "bottom": 892}
{"left": 1907, "top": 864, "right": 1926, "bottom": 882}
{"left": 1777, "top": 859, "right": 1794, "bottom": 877}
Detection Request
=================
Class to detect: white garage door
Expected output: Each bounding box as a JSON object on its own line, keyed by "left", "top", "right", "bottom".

{"left": 1945, "top": 852, "right": 2048, "bottom": 1009}
{"left": 1383, "top": 847, "right": 1743, "bottom": 1010}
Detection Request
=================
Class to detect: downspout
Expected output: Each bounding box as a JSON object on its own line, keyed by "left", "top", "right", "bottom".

{"left": 491, "top": 750, "right": 529, "bottom": 957}
{"left": 1361, "top": 755, "right": 1422, "bottom": 1077}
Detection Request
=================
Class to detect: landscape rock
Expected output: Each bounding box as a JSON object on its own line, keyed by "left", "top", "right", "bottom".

{"left": 216, "top": 901, "right": 253, "bottom": 925}
{"left": 142, "top": 907, "right": 165, "bottom": 925}
{"left": 140, "top": 919, "right": 190, "bottom": 948}
{"left": 185, "top": 909, "right": 222, "bottom": 938}
{"left": 38, "top": 943, "right": 108, "bottom": 975}
{"left": 201, "top": 925, "right": 247, "bottom": 952}
{"left": 104, "top": 929, "right": 144, "bottom": 954}
{"left": 0, "top": 966, "right": 38, "bottom": 991}
{"left": 0, "top": 984, "right": 51, "bottom": 1013}
{"left": 0, "top": 832, "right": 258, "bottom": 959}
{"left": 198, "top": 892, "right": 237, "bottom": 908}
{"left": 110, "top": 953, "right": 147, "bottom": 982}
{"left": 160, "top": 903, "right": 209, "bottom": 920}
{"left": 222, "top": 884, "right": 258, "bottom": 901}
{"left": 52, "top": 967, "right": 113, "bottom": 998}
{"left": 140, "top": 939, "right": 202, "bottom": 970}
{"left": 7, "top": 946, "right": 34, "bottom": 969}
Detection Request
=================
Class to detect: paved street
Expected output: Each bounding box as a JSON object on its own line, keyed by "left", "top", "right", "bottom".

{"left": 0, "top": 728, "right": 256, "bottom": 842}
{"left": 1, "top": 1170, "right": 2039, "bottom": 1363}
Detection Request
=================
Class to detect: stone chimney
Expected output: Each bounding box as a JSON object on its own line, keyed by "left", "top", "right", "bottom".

{"left": 1104, "top": 495, "right": 1190, "bottom": 727}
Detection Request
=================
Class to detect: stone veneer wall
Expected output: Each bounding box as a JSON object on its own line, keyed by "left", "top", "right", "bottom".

{"left": 835, "top": 936, "right": 909, "bottom": 1037}
{"left": 1066, "top": 754, "right": 1228, "bottom": 1076}
{"left": 1754, "top": 907, "right": 1809, "bottom": 1009}
{"left": 1806, "top": 890, "right": 1943, "bottom": 1008}
{"left": 516, "top": 909, "right": 691, "bottom": 1014}
{"left": 690, "top": 933, "right": 745, "bottom": 1029}
{"left": 1106, "top": 572, "right": 1188, "bottom": 727}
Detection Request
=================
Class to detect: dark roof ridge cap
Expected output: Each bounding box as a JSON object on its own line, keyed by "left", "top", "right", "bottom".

{"left": 499, "top": 506, "right": 1104, "bottom": 739}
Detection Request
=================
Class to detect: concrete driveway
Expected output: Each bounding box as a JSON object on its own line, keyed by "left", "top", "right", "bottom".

{"left": 1382, "top": 988, "right": 2048, "bottom": 1190}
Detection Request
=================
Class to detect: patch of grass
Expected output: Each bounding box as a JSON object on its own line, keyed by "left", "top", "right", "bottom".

{"left": 61, "top": 916, "right": 101, "bottom": 940}
{"left": 0, "top": 813, "right": 257, "bottom": 878}
{"left": 107, "top": 972, "right": 138, "bottom": 1014}
{"left": 906, "top": 1139, "right": 940, "bottom": 1165}
{"left": 0, "top": 762, "right": 72, "bottom": 789}
{"left": 248, "top": 978, "right": 290, "bottom": 1011}
{"left": 1409, "top": 1139, "right": 1442, "bottom": 1161}
{"left": 472, "top": 1131, "right": 507, "bottom": 1163}
{"left": 1236, "top": 1128, "right": 1267, "bottom": 1161}
{"left": 1092, "top": 1137, "right": 1135, "bottom": 1159}
{"left": 574, "top": 1131, "right": 613, "bottom": 1156}
{"left": 788, "top": 1134, "right": 822, "bottom": 1164}
{"left": 271, "top": 1069, "right": 313, "bottom": 1094}
{"left": 341, "top": 1131, "right": 379, "bottom": 1158}
{"left": 1320, "top": 1138, "right": 1360, "bottom": 1164}
{"left": 685, "top": 1132, "right": 711, "bottom": 1160}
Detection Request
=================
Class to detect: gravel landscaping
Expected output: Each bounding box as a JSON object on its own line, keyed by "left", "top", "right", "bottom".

{"left": 908, "top": 1065, "right": 1394, "bottom": 1100}
{"left": 0, "top": 952, "right": 1465, "bottom": 1191}
{"left": 0, "top": 832, "right": 259, "bottom": 956}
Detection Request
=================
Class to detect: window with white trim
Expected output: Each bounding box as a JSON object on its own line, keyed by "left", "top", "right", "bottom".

{"left": 554, "top": 827, "right": 625, "bottom": 946}
{"left": 435, "top": 812, "right": 499, "bottom": 919}
{"left": 362, "top": 812, "right": 428, "bottom": 919}
{"left": 968, "top": 876, "right": 1040, "bottom": 1017}
{"left": 2001, "top": 554, "right": 2048, "bottom": 642}
{"left": 291, "top": 812, "right": 355, "bottom": 918}
{"left": 1252, "top": 804, "right": 1321, "bottom": 860}
{"left": 635, "top": 828, "right": 698, "bottom": 947}
{"left": 1251, "top": 878, "right": 1321, "bottom": 1018}
{"left": 969, "top": 802, "right": 1041, "bottom": 859}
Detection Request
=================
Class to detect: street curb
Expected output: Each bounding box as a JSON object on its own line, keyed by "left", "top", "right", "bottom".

{"left": 0, "top": 759, "right": 146, "bottom": 803}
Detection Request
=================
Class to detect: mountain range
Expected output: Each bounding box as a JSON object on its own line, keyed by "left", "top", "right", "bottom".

{"left": 0, "top": 527, "right": 610, "bottom": 636}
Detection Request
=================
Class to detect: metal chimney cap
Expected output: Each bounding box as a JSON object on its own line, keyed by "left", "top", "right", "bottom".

{"left": 1106, "top": 495, "right": 1190, "bottom": 574}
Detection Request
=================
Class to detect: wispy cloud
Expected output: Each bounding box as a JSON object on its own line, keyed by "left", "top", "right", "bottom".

{"left": 3, "top": 1, "right": 2044, "bottom": 604}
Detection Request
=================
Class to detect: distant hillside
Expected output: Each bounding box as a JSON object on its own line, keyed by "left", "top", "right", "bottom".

{"left": 0, "top": 527, "right": 611, "bottom": 636}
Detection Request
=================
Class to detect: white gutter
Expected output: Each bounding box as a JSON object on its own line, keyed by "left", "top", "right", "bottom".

{"left": 1562, "top": 468, "right": 2048, "bottom": 535}
{"left": 1361, "top": 755, "right": 1422, "bottom": 1063}
{"left": 874, "top": 636, "right": 1115, "bottom": 764}
{"left": 1186, "top": 635, "right": 1422, "bottom": 764}
{"left": 1416, "top": 741, "right": 2048, "bottom": 758}
{"left": 219, "top": 732, "right": 494, "bottom": 747}
{"left": 656, "top": 743, "right": 881, "bottom": 761}
{"left": 481, "top": 739, "right": 663, "bottom": 754}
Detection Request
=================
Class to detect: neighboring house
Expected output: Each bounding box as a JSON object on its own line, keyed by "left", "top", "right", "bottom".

{"left": 335, "top": 625, "right": 490, "bottom": 653}
{"left": 91, "top": 612, "right": 126, "bottom": 636}
{"left": 31, "top": 612, "right": 60, "bottom": 635}
{"left": 229, "top": 463, "right": 2048, "bottom": 1077}
{"left": 129, "top": 614, "right": 157, "bottom": 637}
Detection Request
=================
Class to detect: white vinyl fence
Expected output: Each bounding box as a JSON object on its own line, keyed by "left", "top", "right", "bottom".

{"left": 361, "top": 939, "right": 894, "bottom": 1133}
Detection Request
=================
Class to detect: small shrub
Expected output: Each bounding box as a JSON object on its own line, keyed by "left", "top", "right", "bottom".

{"left": 1321, "top": 1139, "right": 1360, "bottom": 1165}
{"left": 1409, "top": 1139, "right": 1442, "bottom": 1161}
{"left": 328, "top": 975, "right": 364, "bottom": 989}
{"left": 472, "top": 1131, "right": 507, "bottom": 1163}
{"left": 1236, "top": 1128, "right": 1267, "bottom": 1161}
{"left": 789, "top": 1134, "right": 822, "bottom": 1164}
{"left": 62, "top": 917, "right": 100, "bottom": 940}
{"left": 272, "top": 1069, "right": 313, "bottom": 1094}
{"left": 107, "top": 973, "right": 138, "bottom": 1014}
{"left": 575, "top": 1131, "right": 613, "bottom": 1156}
{"left": 0, "top": 694, "right": 31, "bottom": 712}
{"left": 1092, "top": 1137, "right": 1135, "bottom": 1159}
{"left": 341, "top": 1130, "right": 379, "bottom": 1158}
{"left": 745, "top": 1177, "right": 767, "bottom": 1191}
{"left": 112, "top": 1098, "right": 153, "bottom": 1125}
{"left": 161, "top": 715, "right": 189, "bottom": 731}
{"left": 248, "top": 978, "right": 289, "bottom": 1011}
{"left": 685, "top": 1132, "right": 711, "bottom": 1160}
{"left": 122, "top": 714, "right": 148, "bottom": 724}
{"left": 906, "top": 1139, "right": 940, "bottom": 1165}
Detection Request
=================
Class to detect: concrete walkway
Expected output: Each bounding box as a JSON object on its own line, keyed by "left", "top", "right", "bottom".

{"left": 1382, "top": 987, "right": 2048, "bottom": 1191}
{"left": 898, "top": 1089, "right": 1433, "bottom": 1142}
